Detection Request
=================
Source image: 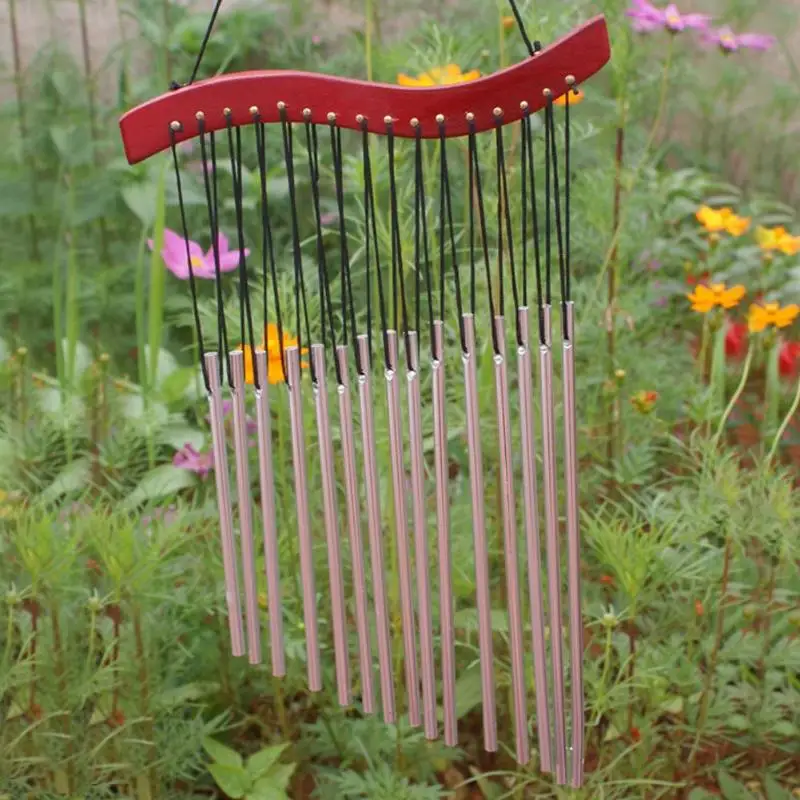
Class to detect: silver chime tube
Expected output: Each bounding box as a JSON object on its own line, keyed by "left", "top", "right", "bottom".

{"left": 432, "top": 321, "right": 457, "bottom": 746}
{"left": 312, "top": 345, "right": 350, "bottom": 706}
{"left": 517, "top": 308, "right": 552, "bottom": 772}
{"left": 254, "top": 349, "right": 285, "bottom": 677}
{"left": 406, "top": 331, "right": 437, "bottom": 739}
{"left": 539, "top": 305, "right": 568, "bottom": 783}
{"left": 357, "top": 335, "right": 395, "bottom": 722}
{"left": 462, "top": 313, "right": 497, "bottom": 752}
{"left": 336, "top": 345, "right": 375, "bottom": 715}
{"left": 230, "top": 350, "right": 262, "bottom": 665}
{"left": 385, "top": 330, "right": 421, "bottom": 727}
{"left": 562, "top": 302, "right": 585, "bottom": 788}
{"left": 286, "top": 345, "right": 322, "bottom": 691}
{"left": 492, "top": 317, "right": 529, "bottom": 765}
{"left": 205, "top": 352, "right": 245, "bottom": 657}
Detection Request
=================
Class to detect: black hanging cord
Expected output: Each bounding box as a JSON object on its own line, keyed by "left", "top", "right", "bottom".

{"left": 173, "top": 0, "right": 225, "bottom": 89}
{"left": 330, "top": 121, "right": 361, "bottom": 376}
{"left": 254, "top": 115, "right": 286, "bottom": 387}
{"left": 524, "top": 110, "right": 545, "bottom": 344}
{"left": 565, "top": 85, "right": 573, "bottom": 308}
{"left": 506, "top": 0, "right": 541, "bottom": 56}
{"left": 468, "top": 118, "right": 499, "bottom": 356}
{"left": 198, "top": 122, "right": 231, "bottom": 386}
{"left": 547, "top": 95, "right": 568, "bottom": 341}
{"left": 361, "top": 119, "right": 391, "bottom": 372}
{"left": 521, "top": 115, "right": 528, "bottom": 309}
{"left": 226, "top": 114, "right": 259, "bottom": 389}
{"left": 280, "top": 108, "right": 315, "bottom": 385}
{"left": 386, "top": 121, "right": 413, "bottom": 373}
{"left": 170, "top": 125, "right": 210, "bottom": 393}
{"left": 544, "top": 99, "right": 552, "bottom": 311}
{"left": 495, "top": 117, "right": 522, "bottom": 347}
{"left": 304, "top": 119, "right": 343, "bottom": 385}
{"left": 438, "top": 119, "right": 466, "bottom": 354}
{"left": 414, "top": 124, "right": 435, "bottom": 361}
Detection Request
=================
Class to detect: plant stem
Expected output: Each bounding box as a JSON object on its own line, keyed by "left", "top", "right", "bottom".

{"left": 688, "top": 533, "right": 733, "bottom": 775}
{"left": 132, "top": 604, "right": 158, "bottom": 798}
{"left": 7, "top": 0, "right": 40, "bottom": 261}
{"left": 767, "top": 371, "right": 800, "bottom": 463}
{"left": 757, "top": 558, "right": 776, "bottom": 684}
{"left": 51, "top": 602, "right": 74, "bottom": 793}
{"left": 365, "top": 0, "right": 374, "bottom": 81}
{"left": 713, "top": 344, "right": 752, "bottom": 448}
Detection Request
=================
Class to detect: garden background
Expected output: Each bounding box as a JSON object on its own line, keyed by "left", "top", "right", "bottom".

{"left": 0, "top": 0, "right": 799, "bottom": 798}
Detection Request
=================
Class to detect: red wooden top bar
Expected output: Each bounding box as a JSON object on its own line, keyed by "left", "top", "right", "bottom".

{"left": 120, "top": 15, "right": 609, "bottom": 165}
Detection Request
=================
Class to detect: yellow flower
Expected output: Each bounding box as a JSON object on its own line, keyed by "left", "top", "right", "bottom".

{"left": 240, "top": 323, "right": 307, "bottom": 386}
{"left": 687, "top": 283, "right": 746, "bottom": 313}
{"left": 554, "top": 88, "right": 585, "bottom": 106}
{"left": 756, "top": 225, "right": 800, "bottom": 255}
{"left": 502, "top": 15, "right": 515, "bottom": 32}
{"left": 397, "top": 64, "right": 481, "bottom": 87}
{"left": 747, "top": 302, "right": 800, "bottom": 333}
{"left": 695, "top": 206, "right": 750, "bottom": 236}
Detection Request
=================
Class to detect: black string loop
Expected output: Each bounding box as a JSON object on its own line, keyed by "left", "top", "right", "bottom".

{"left": 438, "top": 118, "right": 466, "bottom": 354}
{"left": 547, "top": 95, "right": 567, "bottom": 341}
{"left": 413, "top": 123, "right": 435, "bottom": 361}
{"left": 506, "top": 0, "right": 541, "bottom": 56}
{"left": 523, "top": 108, "right": 545, "bottom": 344}
{"left": 169, "top": 124, "right": 210, "bottom": 393}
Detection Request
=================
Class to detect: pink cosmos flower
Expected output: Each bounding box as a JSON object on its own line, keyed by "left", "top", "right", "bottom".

{"left": 147, "top": 228, "right": 249, "bottom": 280}
{"left": 173, "top": 443, "right": 213, "bottom": 477}
{"left": 703, "top": 26, "right": 775, "bottom": 53}
{"left": 626, "top": 0, "right": 710, "bottom": 33}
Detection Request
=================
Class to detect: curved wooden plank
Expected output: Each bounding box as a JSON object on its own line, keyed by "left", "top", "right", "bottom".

{"left": 120, "top": 15, "right": 609, "bottom": 164}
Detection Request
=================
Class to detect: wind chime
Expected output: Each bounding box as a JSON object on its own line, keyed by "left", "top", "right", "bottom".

{"left": 120, "top": 2, "right": 610, "bottom": 787}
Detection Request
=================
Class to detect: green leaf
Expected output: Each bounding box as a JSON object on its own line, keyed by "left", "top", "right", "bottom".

{"left": 688, "top": 791, "right": 717, "bottom": 800}
{"left": 764, "top": 775, "right": 792, "bottom": 800}
{"left": 247, "top": 782, "right": 289, "bottom": 800}
{"left": 208, "top": 763, "right": 249, "bottom": 799}
{"left": 122, "top": 183, "right": 159, "bottom": 228}
{"left": 246, "top": 744, "right": 289, "bottom": 780}
{"left": 658, "top": 695, "right": 684, "bottom": 715}
{"left": 603, "top": 724, "right": 622, "bottom": 743}
{"left": 718, "top": 770, "right": 755, "bottom": 800}
{"left": 159, "top": 367, "right": 195, "bottom": 405}
{"left": 203, "top": 737, "right": 244, "bottom": 769}
{"left": 261, "top": 763, "right": 295, "bottom": 791}
{"left": 446, "top": 666, "right": 484, "bottom": 722}
{"left": 123, "top": 464, "right": 197, "bottom": 509}
{"left": 153, "top": 681, "right": 220, "bottom": 711}
{"left": 159, "top": 425, "right": 206, "bottom": 452}
{"left": 40, "top": 458, "right": 92, "bottom": 503}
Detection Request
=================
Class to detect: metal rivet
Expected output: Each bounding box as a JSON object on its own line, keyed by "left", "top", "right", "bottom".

{"left": 493, "top": 106, "right": 503, "bottom": 118}
{"left": 520, "top": 101, "right": 529, "bottom": 111}
{"left": 464, "top": 112, "right": 474, "bottom": 122}
{"left": 277, "top": 101, "right": 286, "bottom": 111}
{"left": 223, "top": 107, "right": 232, "bottom": 116}
{"left": 170, "top": 120, "right": 182, "bottom": 131}
{"left": 356, "top": 114, "right": 365, "bottom": 124}
{"left": 327, "top": 112, "right": 336, "bottom": 122}
{"left": 436, "top": 114, "right": 446, "bottom": 124}
{"left": 566, "top": 74, "right": 576, "bottom": 86}
{"left": 249, "top": 105, "right": 259, "bottom": 115}
{"left": 543, "top": 88, "right": 552, "bottom": 98}
{"left": 195, "top": 111, "right": 205, "bottom": 121}
{"left": 410, "top": 117, "right": 419, "bottom": 127}
{"left": 383, "top": 115, "right": 393, "bottom": 125}
{"left": 303, "top": 107, "right": 312, "bottom": 118}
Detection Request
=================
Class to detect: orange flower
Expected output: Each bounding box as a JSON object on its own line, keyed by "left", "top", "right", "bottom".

{"left": 687, "top": 283, "right": 746, "bottom": 313}
{"left": 747, "top": 302, "right": 800, "bottom": 333}
{"left": 756, "top": 225, "right": 800, "bottom": 255}
{"left": 554, "top": 88, "right": 585, "bottom": 106}
{"left": 240, "top": 323, "right": 307, "bottom": 386}
{"left": 502, "top": 15, "right": 515, "bottom": 31}
{"left": 397, "top": 64, "right": 480, "bottom": 87}
{"left": 695, "top": 206, "right": 750, "bottom": 237}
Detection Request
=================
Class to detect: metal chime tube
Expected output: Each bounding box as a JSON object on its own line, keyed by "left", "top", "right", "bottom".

{"left": 562, "top": 302, "right": 584, "bottom": 787}
{"left": 254, "top": 349, "right": 285, "bottom": 676}
{"left": 336, "top": 345, "right": 375, "bottom": 714}
{"left": 312, "top": 344, "right": 351, "bottom": 706}
{"left": 205, "top": 352, "right": 245, "bottom": 657}
{"left": 492, "top": 317, "right": 529, "bottom": 765}
{"left": 517, "top": 308, "right": 552, "bottom": 772}
{"left": 539, "top": 305, "right": 568, "bottom": 782}
{"left": 406, "top": 331, "right": 437, "bottom": 739}
{"left": 357, "top": 335, "right": 395, "bottom": 722}
{"left": 385, "top": 330, "right": 421, "bottom": 727}
{"left": 230, "top": 350, "right": 262, "bottom": 664}
{"left": 462, "top": 313, "right": 497, "bottom": 751}
{"left": 432, "top": 321, "right": 457, "bottom": 746}
{"left": 286, "top": 345, "right": 322, "bottom": 691}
